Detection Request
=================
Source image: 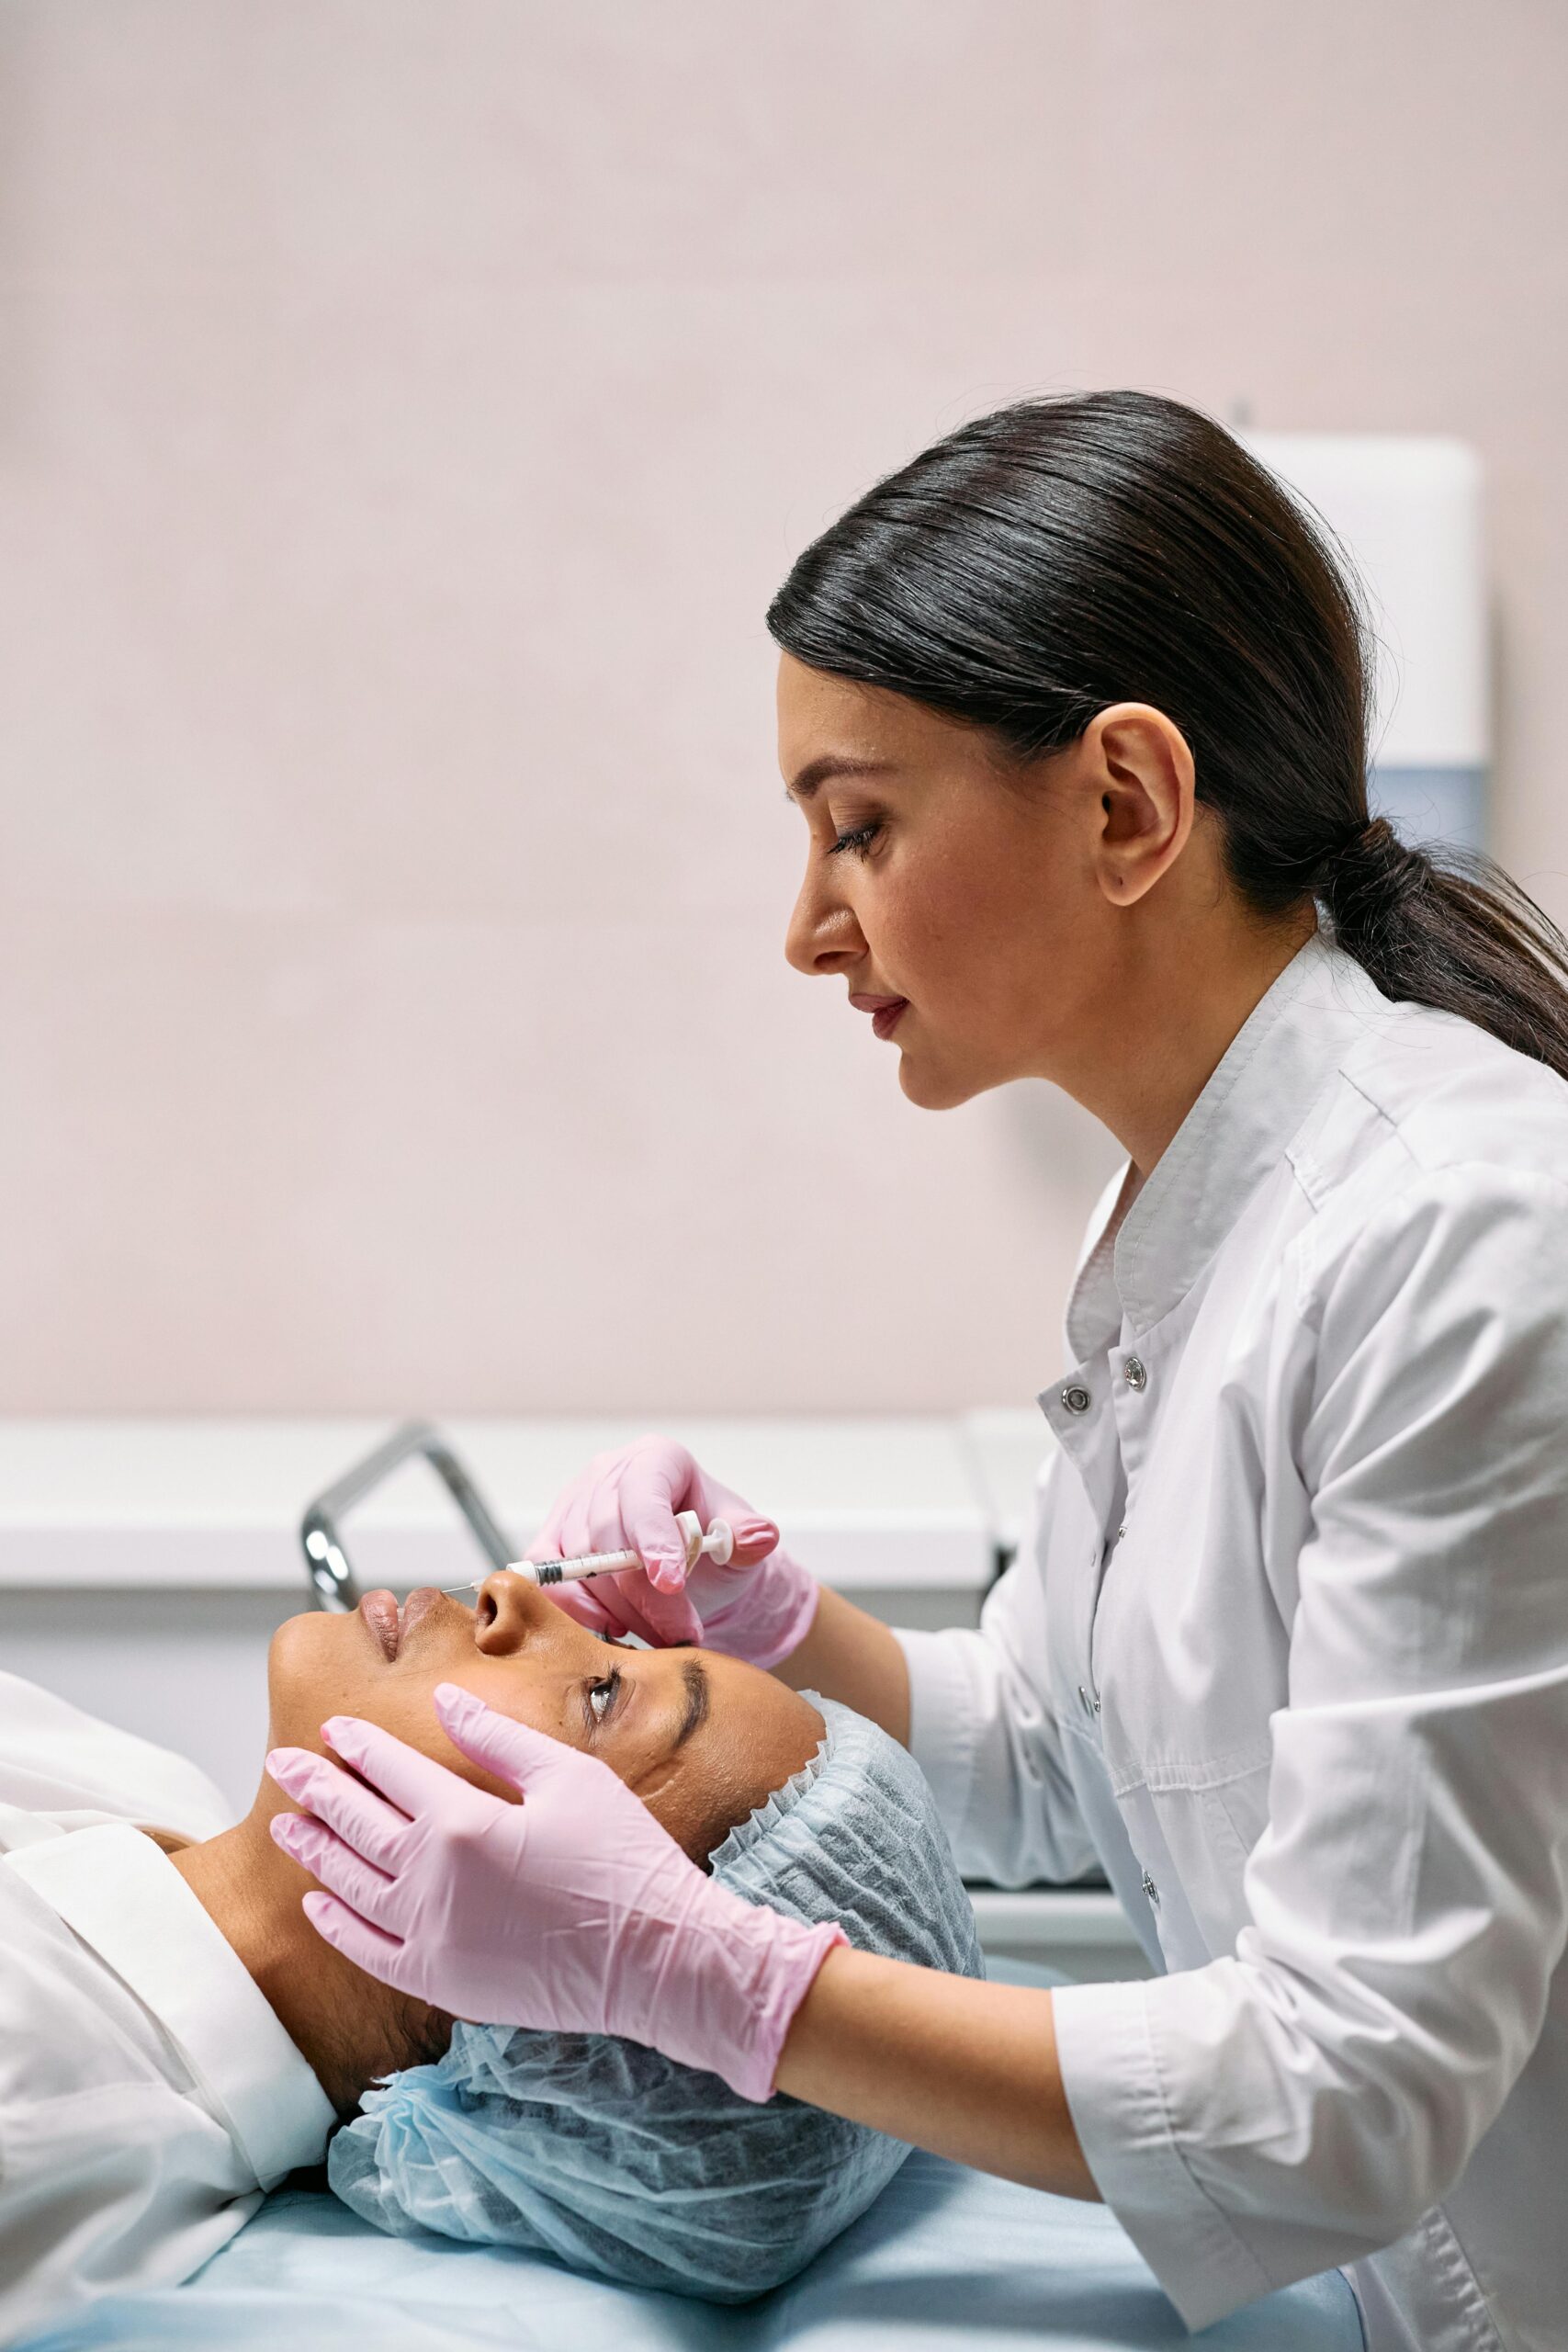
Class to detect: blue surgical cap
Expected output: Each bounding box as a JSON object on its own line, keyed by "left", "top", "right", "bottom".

{"left": 329, "top": 1695, "right": 982, "bottom": 2302}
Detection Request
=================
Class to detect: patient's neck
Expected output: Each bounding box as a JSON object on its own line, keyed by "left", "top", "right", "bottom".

{"left": 171, "top": 1801, "right": 451, "bottom": 2119}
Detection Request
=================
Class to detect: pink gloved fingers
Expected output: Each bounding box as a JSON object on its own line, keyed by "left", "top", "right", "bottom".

{"left": 616, "top": 1443, "right": 782, "bottom": 1586}
{"left": 545, "top": 1452, "right": 705, "bottom": 1645}
{"left": 264, "top": 1743, "right": 328, "bottom": 1801}
{"left": 301, "top": 1889, "right": 416, "bottom": 1991}
{"left": 582, "top": 1463, "right": 637, "bottom": 1564}
{"left": 722, "top": 1514, "right": 786, "bottom": 1569}
{"left": 285, "top": 1666, "right": 853, "bottom": 2084}
{"left": 541, "top": 1579, "right": 619, "bottom": 1636}
{"left": 521, "top": 1438, "right": 805, "bottom": 1657}
{"left": 521, "top": 1485, "right": 582, "bottom": 1564}
{"left": 433, "top": 1681, "right": 605, "bottom": 1796}
{"left": 320, "top": 1712, "right": 491, "bottom": 1817}
{"left": 525, "top": 1443, "right": 627, "bottom": 1565}
{"left": 613, "top": 1571, "right": 705, "bottom": 1648}
{"left": 706, "top": 1565, "right": 823, "bottom": 1674}
{"left": 265, "top": 1743, "right": 411, "bottom": 1845}
{"left": 547, "top": 1492, "right": 602, "bottom": 1567}
{"left": 612, "top": 1442, "right": 694, "bottom": 1594}
{"left": 267, "top": 1748, "right": 414, "bottom": 1873}
{"left": 531, "top": 1559, "right": 694, "bottom": 1648}
{"left": 272, "top": 1812, "right": 402, "bottom": 1931}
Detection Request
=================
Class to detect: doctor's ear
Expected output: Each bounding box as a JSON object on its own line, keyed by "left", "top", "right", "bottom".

{"left": 1080, "top": 703, "right": 1196, "bottom": 907}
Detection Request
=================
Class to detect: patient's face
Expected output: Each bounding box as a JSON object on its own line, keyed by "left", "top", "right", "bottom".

{"left": 267, "top": 1575, "right": 823, "bottom": 1861}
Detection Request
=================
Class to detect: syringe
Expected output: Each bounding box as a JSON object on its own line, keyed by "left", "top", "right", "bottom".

{"left": 444, "top": 1510, "right": 734, "bottom": 1594}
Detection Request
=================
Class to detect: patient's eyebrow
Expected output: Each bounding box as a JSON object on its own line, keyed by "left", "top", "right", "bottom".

{"left": 674, "top": 1657, "right": 711, "bottom": 1750}
{"left": 784, "top": 755, "right": 892, "bottom": 802}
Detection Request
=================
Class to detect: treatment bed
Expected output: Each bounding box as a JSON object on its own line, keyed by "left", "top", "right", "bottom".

{"left": 18, "top": 2148, "right": 1361, "bottom": 2352}
{"left": 22, "top": 1962, "right": 1362, "bottom": 2352}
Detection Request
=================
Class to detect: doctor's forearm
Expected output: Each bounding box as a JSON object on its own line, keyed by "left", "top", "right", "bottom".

{"left": 773, "top": 1946, "right": 1099, "bottom": 2202}
{"left": 772, "top": 1584, "right": 910, "bottom": 1745}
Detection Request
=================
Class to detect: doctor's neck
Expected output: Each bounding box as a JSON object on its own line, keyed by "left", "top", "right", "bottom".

{"left": 1078, "top": 892, "right": 1320, "bottom": 1182}
{"left": 168, "top": 1792, "right": 450, "bottom": 2118}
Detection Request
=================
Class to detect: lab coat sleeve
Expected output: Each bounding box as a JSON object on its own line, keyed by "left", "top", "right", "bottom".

{"left": 896, "top": 1454, "right": 1100, "bottom": 1886}
{"left": 1052, "top": 1164, "right": 1568, "bottom": 2328}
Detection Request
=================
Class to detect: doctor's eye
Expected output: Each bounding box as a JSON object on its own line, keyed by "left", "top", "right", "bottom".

{"left": 828, "top": 821, "right": 882, "bottom": 860}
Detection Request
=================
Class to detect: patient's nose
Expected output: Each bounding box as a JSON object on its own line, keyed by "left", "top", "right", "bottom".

{"left": 471, "top": 1568, "right": 566, "bottom": 1654}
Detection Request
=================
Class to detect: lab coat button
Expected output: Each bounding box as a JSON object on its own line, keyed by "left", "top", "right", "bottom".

{"left": 1141, "top": 1869, "right": 1159, "bottom": 1907}
{"left": 1123, "top": 1356, "right": 1147, "bottom": 1392}
{"left": 1061, "top": 1384, "right": 1091, "bottom": 1415}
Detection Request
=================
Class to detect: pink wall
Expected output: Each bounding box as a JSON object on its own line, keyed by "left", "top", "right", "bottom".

{"left": 2, "top": 1, "right": 1564, "bottom": 1416}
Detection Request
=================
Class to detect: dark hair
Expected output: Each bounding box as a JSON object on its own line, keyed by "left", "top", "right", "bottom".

{"left": 767, "top": 390, "right": 1568, "bottom": 1082}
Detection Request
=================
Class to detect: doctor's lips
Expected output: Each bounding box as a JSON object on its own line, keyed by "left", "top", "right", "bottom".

{"left": 359, "top": 1584, "right": 447, "bottom": 1662}
{"left": 849, "top": 992, "right": 908, "bottom": 1040}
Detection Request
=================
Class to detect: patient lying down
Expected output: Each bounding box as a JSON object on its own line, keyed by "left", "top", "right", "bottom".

{"left": 2, "top": 1574, "right": 980, "bottom": 2335}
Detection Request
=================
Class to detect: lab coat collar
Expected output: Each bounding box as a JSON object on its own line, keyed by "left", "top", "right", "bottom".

{"left": 1064, "top": 928, "right": 1395, "bottom": 1362}
{"left": 6, "top": 1820, "right": 334, "bottom": 2188}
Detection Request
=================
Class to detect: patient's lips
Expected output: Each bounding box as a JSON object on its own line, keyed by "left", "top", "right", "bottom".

{"left": 359, "top": 1588, "right": 400, "bottom": 1662}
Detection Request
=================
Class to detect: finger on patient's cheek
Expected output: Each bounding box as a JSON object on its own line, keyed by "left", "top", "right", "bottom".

{"left": 277, "top": 1807, "right": 322, "bottom": 1850}
{"left": 265, "top": 1745, "right": 320, "bottom": 1795}
{"left": 320, "top": 1713, "right": 374, "bottom": 1763}
{"left": 302, "top": 1890, "right": 409, "bottom": 1986}
{"left": 299, "top": 1826, "right": 390, "bottom": 1910}
{"left": 270, "top": 1811, "right": 310, "bottom": 1856}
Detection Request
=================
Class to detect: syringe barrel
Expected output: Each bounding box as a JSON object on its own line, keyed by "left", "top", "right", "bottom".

{"left": 510, "top": 1548, "right": 642, "bottom": 1586}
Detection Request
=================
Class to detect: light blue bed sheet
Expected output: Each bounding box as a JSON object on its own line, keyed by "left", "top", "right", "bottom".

{"left": 25, "top": 2152, "right": 1360, "bottom": 2352}
{"left": 23, "top": 1957, "right": 1361, "bottom": 2352}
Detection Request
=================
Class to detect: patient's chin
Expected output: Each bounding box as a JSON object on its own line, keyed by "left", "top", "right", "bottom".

{"left": 264, "top": 1610, "right": 351, "bottom": 1753}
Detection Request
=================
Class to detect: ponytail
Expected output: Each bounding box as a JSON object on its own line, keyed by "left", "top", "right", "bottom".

{"left": 768, "top": 391, "right": 1568, "bottom": 1084}
{"left": 1319, "top": 818, "right": 1568, "bottom": 1075}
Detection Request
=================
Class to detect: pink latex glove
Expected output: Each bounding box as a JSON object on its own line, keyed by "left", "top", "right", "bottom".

{"left": 265, "top": 1682, "right": 844, "bottom": 2103}
{"left": 530, "top": 1434, "right": 819, "bottom": 1668}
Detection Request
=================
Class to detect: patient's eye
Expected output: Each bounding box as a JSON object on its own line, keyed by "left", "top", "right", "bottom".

{"left": 585, "top": 1668, "right": 623, "bottom": 1728}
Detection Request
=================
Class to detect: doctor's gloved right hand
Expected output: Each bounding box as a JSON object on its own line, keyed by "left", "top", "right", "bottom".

{"left": 531, "top": 1435, "right": 820, "bottom": 1667}
{"left": 266, "top": 1684, "right": 846, "bottom": 2102}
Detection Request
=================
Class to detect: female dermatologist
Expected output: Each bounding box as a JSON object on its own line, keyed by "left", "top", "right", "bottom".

{"left": 269, "top": 392, "right": 1568, "bottom": 2350}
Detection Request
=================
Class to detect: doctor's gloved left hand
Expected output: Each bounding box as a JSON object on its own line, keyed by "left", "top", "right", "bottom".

{"left": 265, "top": 1683, "right": 845, "bottom": 2102}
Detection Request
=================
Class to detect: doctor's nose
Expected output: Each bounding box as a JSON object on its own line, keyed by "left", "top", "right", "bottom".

{"left": 471, "top": 1569, "right": 562, "bottom": 1654}
{"left": 785, "top": 872, "right": 869, "bottom": 978}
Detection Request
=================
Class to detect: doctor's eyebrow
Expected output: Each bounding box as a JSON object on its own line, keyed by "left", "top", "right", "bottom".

{"left": 673, "top": 1657, "right": 711, "bottom": 1750}
{"left": 784, "top": 755, "right": 893, "bottom": 802}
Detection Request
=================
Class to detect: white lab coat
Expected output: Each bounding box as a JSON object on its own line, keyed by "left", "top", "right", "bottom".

{"left": 898, "top": 928, "right": 1568, "bottom": 2352}
{"left": 0, "top": 1674, "right": 333, "bottom": 2344}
